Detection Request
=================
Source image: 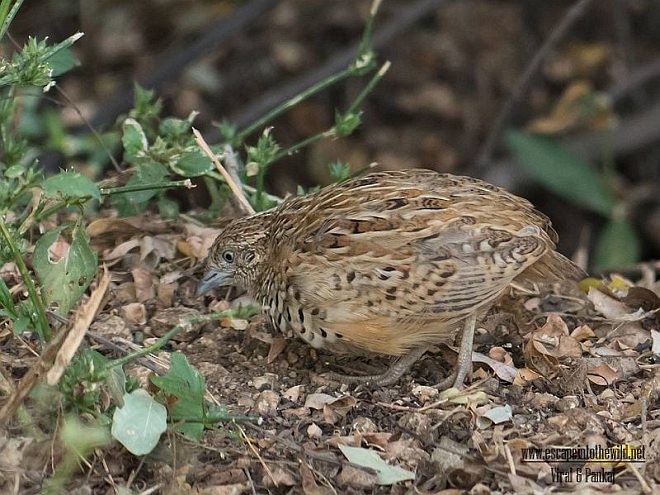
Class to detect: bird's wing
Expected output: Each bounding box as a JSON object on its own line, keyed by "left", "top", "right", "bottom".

{"left": 285, "top": 210, "right": 552, "bottom": 355}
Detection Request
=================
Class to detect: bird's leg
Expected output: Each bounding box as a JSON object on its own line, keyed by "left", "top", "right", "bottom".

{"left": 434, "top": 313, "right": 477, "bottom": 390}
{"left": 325, "top": 346, "right": 428, "bottom": 387}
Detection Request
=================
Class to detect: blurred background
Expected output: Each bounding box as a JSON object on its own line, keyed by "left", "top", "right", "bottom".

{"left": 9, "top": 0, "right": 660, "bottom": 269}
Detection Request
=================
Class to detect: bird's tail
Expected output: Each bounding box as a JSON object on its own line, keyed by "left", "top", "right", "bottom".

{"left": 520, "top": 250, "right": 587, "bottom": 284}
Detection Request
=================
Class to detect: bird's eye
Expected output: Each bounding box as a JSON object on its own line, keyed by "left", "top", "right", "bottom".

{"left": 222, "top": 250, "right": 235, "bottom": 263}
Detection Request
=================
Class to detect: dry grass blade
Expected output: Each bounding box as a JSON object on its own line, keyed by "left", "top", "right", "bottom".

{"left": 192, "top": 127, "right": 255, "bottom": 215}
{"left": 46, "top": 267, "right": 110, "bottom": 385}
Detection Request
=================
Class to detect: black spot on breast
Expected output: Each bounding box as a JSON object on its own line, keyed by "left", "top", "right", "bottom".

{"left": 347, "top": 271, "right": 356, "bottom": 282}
{"left": 427, "top": 288, "right": 438, "bottom": 296}
{"left": 439, "top": 270, "right": 455, "bottom": 278}
{"left": 311, "top": 307, "right": 320, "bottom": 316}
{"left": 286, "top": 307, "right": 292, "bottom": 322}
{"left": 336, "top": 333, "right": 343, "bottom": 339}
{"left": 319, "top": 328, "right": 328, "bottom": 338}
{"left": 298, "top": 308, "right": 305, "bottom": 323}
{"left": 385, "top": 294, "right": 396, "bottom": 301}
{"left": 386, "top": 287, "right": 397, "bottom": 295}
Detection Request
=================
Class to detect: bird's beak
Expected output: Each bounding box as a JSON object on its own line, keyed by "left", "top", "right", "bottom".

{"left": 196, "top": 269, "right": 231, "bottom": 296}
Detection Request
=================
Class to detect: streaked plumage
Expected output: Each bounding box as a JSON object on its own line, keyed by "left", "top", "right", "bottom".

{"left": 198, "top": 169, "right": 584, "bottom": 386}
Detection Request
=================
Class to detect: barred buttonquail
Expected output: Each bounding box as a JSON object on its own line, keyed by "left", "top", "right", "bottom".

{"left": 197, "top": 169, "right": 584, "bottom": 387}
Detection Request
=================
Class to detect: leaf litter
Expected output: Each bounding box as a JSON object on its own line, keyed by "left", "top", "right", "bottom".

{"left": 1, "top": 210, "right": 659, "bottom": 493}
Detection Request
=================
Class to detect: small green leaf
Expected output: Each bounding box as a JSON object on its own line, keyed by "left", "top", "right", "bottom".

{"left": 122, "top": 118, "right": 149, "bottom": 162}
{"left": 335, "top": 109, "right": 361, "bottom": 137}
{"left": 42, "top": 170, "right": 101, "bottom": 201}
{"left": 159, "top": 116, "right": 192, "bottom": 140}
{"left": 150, "top": 352, "right": 205, "bottom": 440}
{"left": 172, "top": 150, "right": 212, "bottom": 177}
{"left": 338, "top": 445, "right": 415, "bottom": 485}
{"left": 4, "top": 164, "right": 24, "bottom": 178}
{"left": 106, "top": 366, "right": 127, "bottom": 407}
{"left": 111, "top": 389, "right": 167, "bottom": 456}
{"left": 157, "top": 196, "right": 179, "bottom": 219}
{"left": 112, "top": 161, "right": 169, "bottom": 216}
{"left": 505, "top": 131, "right": 616, "bottom": 216}
{"left": 0, "top": 278, "right": 15, "bottom": 315}
{"left": 33, "top": 220, "right": 98, "bottom": 315}
{"left": 594, "top": 217, "right": 641, "bottom": 270}
{"left": 46, "top": 46, "right": 79, "bottom": 76}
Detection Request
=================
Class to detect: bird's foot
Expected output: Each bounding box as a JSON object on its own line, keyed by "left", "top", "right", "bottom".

{"left": 324, "top": 347, "right": 428, "bottom": 387}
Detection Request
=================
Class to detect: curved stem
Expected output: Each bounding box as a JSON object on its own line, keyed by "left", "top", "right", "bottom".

{"left": 0, "top": 217, "right": 51, "bottom": 341}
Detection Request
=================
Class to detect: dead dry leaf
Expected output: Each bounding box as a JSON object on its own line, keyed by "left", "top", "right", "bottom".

{"left": 131, "top": 267, "right": 155, "bottom": 302}
{"left": 267, "top": 336, "right": 287, "bottom": 363}
{"left": 587, "top": 363, "right": 619, "bottom": 386}
{"left": 120, "top": 302, "right": 146, "bottom": 326}
{"left": 47, "top": 268, "right": 110, "bottom": 385}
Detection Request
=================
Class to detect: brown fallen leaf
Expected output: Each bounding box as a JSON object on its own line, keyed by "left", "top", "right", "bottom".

{"left": 132, "top": 267, "right": 155, "bottom": 302}
{"left": 587, "top": 363, "right": 619, "bottom": 386}
{"left": 267, "top": 336, "right": 287, "bottom": 363}
{"left": 120, "top": 302, "right": 146, "bottom": 326}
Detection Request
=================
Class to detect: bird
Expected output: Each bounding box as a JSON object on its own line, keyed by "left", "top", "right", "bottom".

{"left": 197, "top": 169, "right": 585, "bottom": 387}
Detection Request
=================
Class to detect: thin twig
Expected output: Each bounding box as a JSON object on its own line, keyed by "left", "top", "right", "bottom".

{"left": 88, "top": 0, "right": 279, "bottom": 129}
{"left": 229, "top": 0, "right": 450, "bottom": 130}
{"left": 193, "top": 128, "right": 256, "bottom": 215}
{"left": 236, "top": 424, "right": 278, "bottom": 488}
{"left": 55, "top": 85, "right": 122, "bottom": 171}
{"left": 476, "top": 0, "right": 595, "bottom": 171}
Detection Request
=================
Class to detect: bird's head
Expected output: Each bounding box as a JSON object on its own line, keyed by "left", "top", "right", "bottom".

{"left": 196, "top": 215, "right": 271, "bottom": 296}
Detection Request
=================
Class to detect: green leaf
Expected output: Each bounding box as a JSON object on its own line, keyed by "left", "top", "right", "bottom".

{"left": 33, "top": 221, "right": 98, "bottom": 315}
{"left": 157, "top": 196, "right": 179, "bottom": 219}
{"left": 111, "top": 389, "right": 167, "bottom": 456}
{"left": 46, "top": 46, "right": 79, "bottom": 76}
{"left": 335, "top": 109, "right": 361, "bottom": 136}
{"left": 150, "top": 352, "right": 205, "bottom": 440}
{"left": 0, "top": 278, "right": 15, "bottom": 315}
{"left": 42, "top": 170, "right": 101, "bottom": 202}
{"left": 172, "top": 150, "right": 212, "bottom": 177}
{"left": 338, "top": 445, "right": 415, "bottom": 485}
{"left": 505, "top": 131, "right": 616, "bottom": 216}
{"left": 594, "top": 218, "right": 641, "bottom": 270}
{"left": 113, "top": 161, "right": 169, "bottom": 216}
{"left": 122, "top": 118, "right": 149, "bottom": 162}
{"left": 4, "top": 164, "right": 24, "bottom": 178}
{"left": 106, "top": 366, "right": 127, "bottom": 407}
{"left": 0, "top": 0, "right": 24, "bottom": 42}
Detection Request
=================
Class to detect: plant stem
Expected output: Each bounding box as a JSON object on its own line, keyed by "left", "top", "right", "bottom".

{"left": 103, "top": 311, "right": 248, "bottom": 371}
{"left": 0, "top": 217, "right": 51, "bottom": 341}
{"left": 270, "top": 62, "right": 390, "bottom": 164}
{"left": 346, "top": 60, "right": 390, "bottom": 115}
{"left": 236, "top": 66, "right": 355, "bottom": 143}
{"left": 202, "top": 175, "right": 225, "bottom": 216}
{"left": 273, "top": 130, "right": 335, "bottom": 163}
{"left": 100, "top": 179, "right": 194, "bottom": 195}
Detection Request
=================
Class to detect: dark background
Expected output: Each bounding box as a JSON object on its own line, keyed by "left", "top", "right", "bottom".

{"left": 11, "top": 0, "right": 660, "bottom": 264}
